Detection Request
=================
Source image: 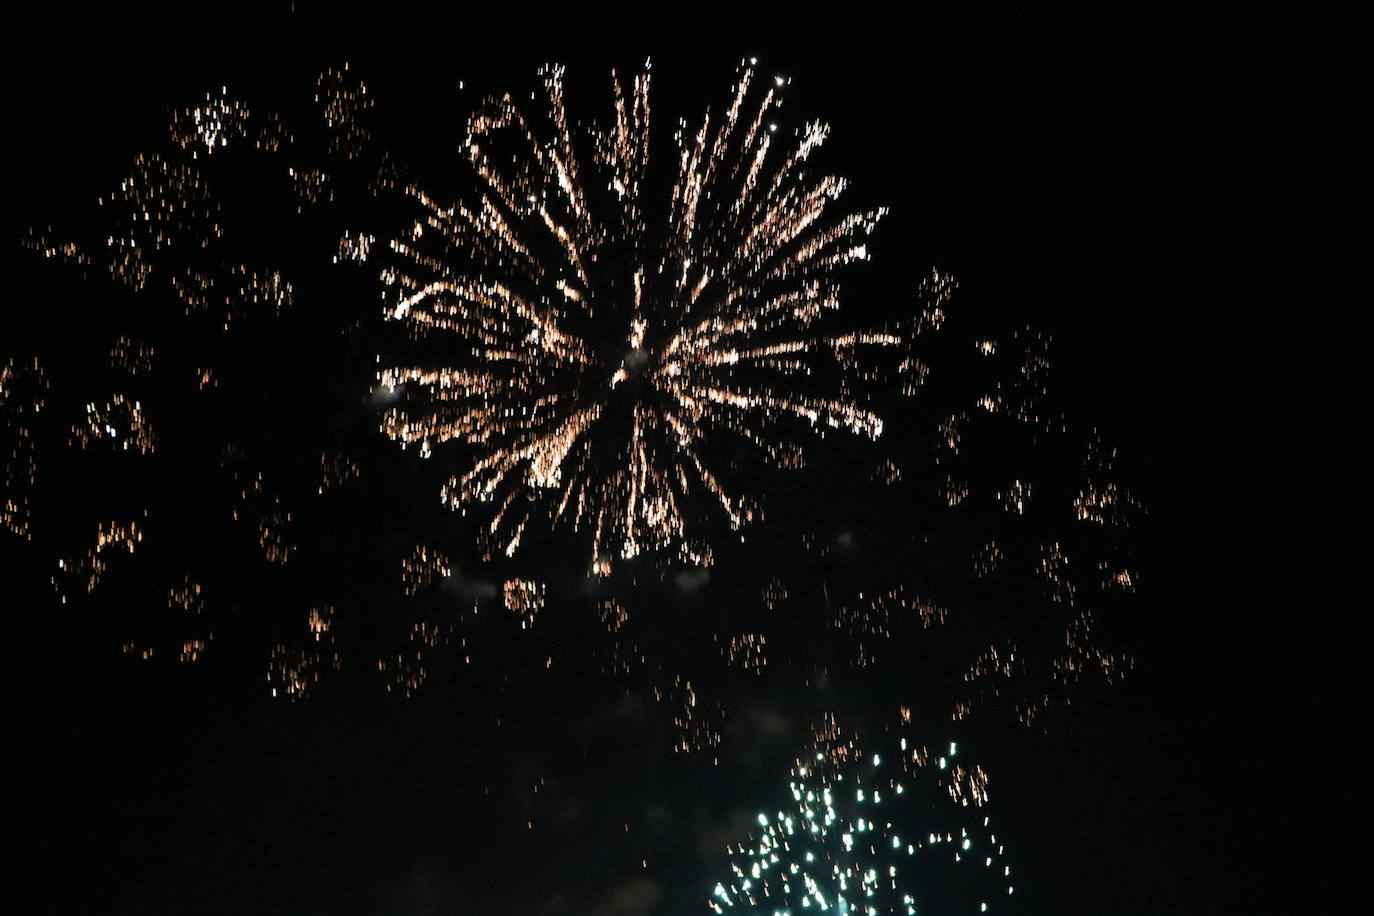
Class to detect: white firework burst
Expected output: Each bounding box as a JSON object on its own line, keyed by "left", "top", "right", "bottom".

{"left": 379, "top": 60, "right": 901, "bottom": 572}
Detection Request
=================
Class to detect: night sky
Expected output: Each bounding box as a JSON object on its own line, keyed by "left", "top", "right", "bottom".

{"left": 5, "top": 7, "right": 1366, "bottom": 915}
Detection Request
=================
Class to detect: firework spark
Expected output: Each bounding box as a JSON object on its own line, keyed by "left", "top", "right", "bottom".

{"left": 1, "top": 357, "right": 45, "bottom": 540}
{"left": 710, "top": 716, "right": 1013, "bottom": 914}
{"left": 379, "top": 61, "right": 900, "bottom": 572}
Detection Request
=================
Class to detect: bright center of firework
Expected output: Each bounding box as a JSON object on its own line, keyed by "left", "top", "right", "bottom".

{"left": 378, "top": 61, "right": 892, "bottom": 570}
{"left": 610, "top": 321, "right": 653, "bottom": 389}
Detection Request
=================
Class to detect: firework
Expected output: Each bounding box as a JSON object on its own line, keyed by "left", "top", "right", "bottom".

{"left": 53, "top": 518, "right": 145, "bottom": 603}
{"left": 1, "top": 357, "right": 45, "bottom": 540}
{"left": 14, "top": 58, "right": 1140, "bottom": 741}
{"left": 379, "top": 60, "right": 902, "bottom": 573}
{"left": 709, "top": 716, "right": 1013, "bottom": 914}
{"left": 268, "top": 605, "right": 342, "bottom": 700}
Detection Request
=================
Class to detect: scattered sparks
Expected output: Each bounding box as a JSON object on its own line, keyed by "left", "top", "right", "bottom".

{"left": 109, "top": 337, "right": 156, "bottom": 374}
{"left": 53, "top": 518, "right": 145, "bottom": 603}
{"left": 318, "top": 452, "right": 361, "bottom": 494}
{"left": 1, "top": 357, "right": 45, "bottom": 539}
{"left": 402, "top": 545, "right": 452, "bottom": 596}
{"left": 70, "top": 395, "right": 156, "bottom": 454}
{"left": 269, "top": 606, "right": 342, "bottom": 700}
{"left": 717, "top": 632, "right": 768, "bottom": 675}
{"left": 710, "top": 716, "right": 1012, "bottom": 913}
{"left": 503, "top": 577, "right": 546, "bottom": 628}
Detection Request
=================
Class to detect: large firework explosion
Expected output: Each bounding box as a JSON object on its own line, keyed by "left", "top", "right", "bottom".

{"left": 379, "top": 61, "right": 899, "bottom": 573}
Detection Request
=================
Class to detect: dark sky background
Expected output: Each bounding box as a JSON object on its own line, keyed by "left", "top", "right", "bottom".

{"left": 4, "top": 6, "right": 1367, "bottom": 914}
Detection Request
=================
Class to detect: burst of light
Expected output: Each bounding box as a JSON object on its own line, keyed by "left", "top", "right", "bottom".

{"left": 709, "top": 716, "right": 1013, "bottom": 913}
{"left": 379, "top": 60, "right": 899, "bottom": 572}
